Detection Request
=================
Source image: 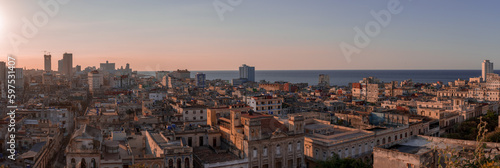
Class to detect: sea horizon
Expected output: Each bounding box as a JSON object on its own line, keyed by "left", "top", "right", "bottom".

{"left": 138, "top": 69, "right": 500, "bottom": 86}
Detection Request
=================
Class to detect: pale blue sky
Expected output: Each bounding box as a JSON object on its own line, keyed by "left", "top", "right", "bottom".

{"left": 0, "top": 0, "right": 499, "bottom": 70}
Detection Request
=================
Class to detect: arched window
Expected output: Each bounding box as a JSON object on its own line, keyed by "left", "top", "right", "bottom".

{"left": 90, "top": 158, "right": 97, "bottom": 168}
{"left": 388, "top": 137, "right": 392, "bottom": 142}
{"left": 382, "top": 138, "right": 386, "bottom": 144}
{"left": 185, "top": 158, "right": 190, "bottom": 168}
{"left": 288, "top": 142, "right": 292, "bottom": 152}
{"left": 81, "top": 158, "right": 87, "bottom": 168}
{"left": 297, "top": 141, "right": 301, "bottom": 151}
{"left": 377, "top": 140, "right": 380, "bottom": 145}
{"left": 168, "top": 159, "right": 174, "bottom": 168}
{"left": 71, "top": 158, "right": 76, "bottom": 168}
{"left": 253, "top": 148, "right": 257, "bottom": 158}
{"left": 177, "top": 158, "right": 181, "bottom": 168}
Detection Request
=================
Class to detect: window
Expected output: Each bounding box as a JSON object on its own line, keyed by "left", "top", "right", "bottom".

{"left": 277, "top": 145, "right": 281, "bottom": 155}
{"left": 297, "top": 141, "right": 301, "bottom": 150}
{"left": 200, "top": 116, "right": 203, "bottom": 120}
{"left": 263, "top": 147, "right": 268, "bottom": 156}
{"left": 185, "top": 111, "right": 188, "bottom": 114}
{"left": 288, "top": 143, "right": 292, "bottom": 152}
{"left": 200, "top": 110, "right": 203, "bottom": 114}
{"left": 193, "top": 111, "right": 196, "bottom": 114}
{"left": 253, "top": 148, "right": 258, "bottom": 158}
{"left": 185, "top": 117, "right": 188, "bottom": 121}
{"left": 193, "top": 117, "right": 196, "bottom": 120}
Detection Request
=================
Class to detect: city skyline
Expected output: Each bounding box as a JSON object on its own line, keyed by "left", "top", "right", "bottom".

{"left": 1, "top": 1, "right": 500, "bottom": 70}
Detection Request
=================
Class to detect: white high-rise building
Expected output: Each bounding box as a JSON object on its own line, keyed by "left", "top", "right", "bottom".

{"left": 482, "top": 60, "right": 494, "bottom": 81}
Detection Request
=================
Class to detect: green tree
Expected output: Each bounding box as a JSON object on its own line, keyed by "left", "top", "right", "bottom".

{"left": 437, "top": 117, "right": 499, "bottom": 168}
{"left": 316, "top": 153, "right": 371, "bottom": 168}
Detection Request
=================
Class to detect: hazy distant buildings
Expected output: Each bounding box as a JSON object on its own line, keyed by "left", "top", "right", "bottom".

{"left": 100, "top": 60, "right": 115, "bottom": 72}
{"left": 58, "top": 59, "right": 63, "bottom": 73}
{"left": 318, "top": 74, "right": 330, "bottom": 86}
{"left": 88, "top": 70, "right": 103, "bottom": 93}
{"left": 231, "top": 78, "right": 247, "bottom": 86}
{"left": 482, "top": 60, "right": 494, "bottom": 81}
{"left": 155, "top": 71, "right": 170, "bottom": 81}
{"left": 76, "top": 65, "right": 81, "bottom": 72}
{"left": 239, "top": 64, "right": 255, "bottom": 82}
{"left": 42, "top": 72, "right": 54, "bottom": 85}
{"left": 232, "top": 64, "right": 255, "bottom": 85}
{"left": 0, "top": 61, "right": 5, "bottom": 82}
{"left": 44, "top": 54, "right": 51, "bottom": 72}
{"left": 14, "top": 68, "right": 24, "bottom": 90}
{"left": 0, "top": 61, "right": 5, "bottom": 98}
{"left": 195, "top": 72, "right": 206, "bottom": 88}
{"left": 170, "top": 69, "right": 190, "bottom": 80}
{"left": 62, "top": 53, "right": 73, "bottom": 78}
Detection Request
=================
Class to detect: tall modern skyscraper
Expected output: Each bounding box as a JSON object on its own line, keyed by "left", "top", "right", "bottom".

{"left": 100, "top": 60, "right": 116, "bottom": 72}
{"left": 44, "top": 54, "right": 51, "bottom": 72}
{"left": 239, "top": 64, "right": 255, "bottom": 82}
{"left": 58, "top": 59, "right": 63, "bottom": 73}
{"left": 482, "top": 60, "right": 494, "bottom": 81}
{"left": 0, "top": 61, "right": 5, "bottom": 83}
{"left": 63, "top": 53, "right": 73, "bottom": 77}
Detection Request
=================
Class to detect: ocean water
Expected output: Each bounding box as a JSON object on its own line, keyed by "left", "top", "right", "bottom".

{"left": 138, "top": 70, "right": 500, "bottom": 86}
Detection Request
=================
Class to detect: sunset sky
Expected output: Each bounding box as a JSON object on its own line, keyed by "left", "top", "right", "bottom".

{"left": 0, "top": 1, "right": 499, "bottom": 71}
